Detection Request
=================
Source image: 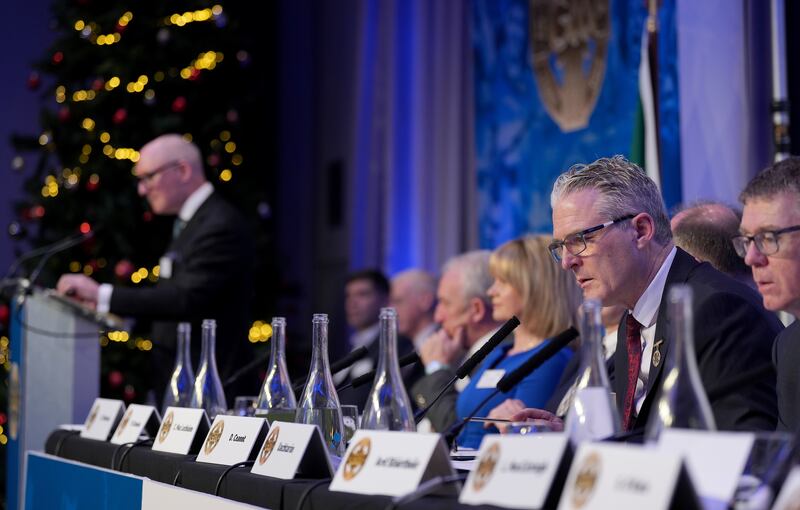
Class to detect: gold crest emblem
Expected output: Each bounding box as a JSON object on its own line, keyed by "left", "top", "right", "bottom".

{"left": 472, "top": 442, "right": 501, "bottom": 492}
{"left": 342, "top": 437, "right": 371, "bottom": 481}
{"left": 572, "top": 451, "right": 601, "bottom": 508}
{"left": 204, "top": 419, "right": 225, "bottom": 455}
{"left": 116, "top": 409, "right": 132, "bottom": 437}
{"left": 158, "top": 411, "right": 174, "bottom": 444}
{"left": 259, "top": 426, "right": 280, "bottom": 465}
{"left": 529, "top": 0, "right": 610, "bottom": 132}
{"left": 85, "top": 405, "right": 99, "bottom": 430}
{"left": 9, "top": 364, "right": 19, "bottom": 440}
{"left": 652, "top": 339, "right": 664, "bottom": 368}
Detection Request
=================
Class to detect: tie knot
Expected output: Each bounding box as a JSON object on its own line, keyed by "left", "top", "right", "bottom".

{"left": 626, "top": 313, "right": 642, "bottom": 336}
{"left": 172, "top": 218, "right": 187, "bottom": 239}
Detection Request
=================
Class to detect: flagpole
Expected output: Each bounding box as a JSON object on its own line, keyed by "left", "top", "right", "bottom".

{"left": 647, "top": 0, "right": 662, "bottom": 181}
{"left": 770, "top": 0, "right": 790, "bottom": 162}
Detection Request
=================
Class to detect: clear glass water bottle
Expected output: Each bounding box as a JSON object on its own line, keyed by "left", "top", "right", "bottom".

{"left": 190, "top": 319, "right": 227, "bottom": 419}
{"left": 645, "top": 285, "right": 716, "bottom": 442}
{"left": 162, "top": 322, "right": 195, "bottom": 414}
{"left": 565, "top": 298, "right": 620, "bottom": 445}
{"left": 256, "top": 317, "right": 297, "bottom": 417}
{"left": 361, "top": 308, "right": 415, "bottom": 431}
{"left": 295, "top": 314, "right": 345, "bottom": 457}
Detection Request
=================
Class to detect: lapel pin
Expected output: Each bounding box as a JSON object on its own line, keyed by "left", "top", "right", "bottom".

{"left": 652, "top": 339, "right": 664, "bottom": 368}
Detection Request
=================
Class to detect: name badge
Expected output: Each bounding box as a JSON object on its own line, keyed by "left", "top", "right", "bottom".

{"left": 196, "top": 415, "right": 267, "bottom": 466}
{"left": 80, "top": 398, "right": 125, "bottom": 441}
{"left": 657, "top": 429, "right": 755, "bottom": 504}
{"left": 151, "top": 407, "right": 210, "bottom": 455}
{"left": 772, "top": 465, "right": 800, "bottom": 510}
{"left": 250, "top": 421, "right": 333, "bottom": 479}
{"left": 476, "top": 369, "right": 506, "bottom": 389}
{"left": 329, "top": 430, "right": 456, "bottom": 497}
{"left": 557, "top": 443, "right": 700, "bottom": 510}
{"left": 111, "top": 404, "right": 161, "bottom": 445}
{"left": 159, "top": 256, "right": 173, "bottom": 279}
{"left": 460, "top": 434, "right": 571, "bottom": 509}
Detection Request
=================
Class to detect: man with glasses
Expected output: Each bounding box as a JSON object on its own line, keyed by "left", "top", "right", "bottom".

{"left": 737, "top": 157, "right": 800, "bottom": 432}
{"left": 56, "top": 134, "right": 255, "bottom": 404}
{"left": 514, "top": 156, "right": 779, "bottom": 433}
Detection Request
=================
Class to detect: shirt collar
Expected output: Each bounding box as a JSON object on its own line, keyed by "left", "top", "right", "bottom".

{"left": 178, "top": 182, "right": 214, "bottom": 222}
{"left": 631, "top": 246, "right": 677, "bottom": 328}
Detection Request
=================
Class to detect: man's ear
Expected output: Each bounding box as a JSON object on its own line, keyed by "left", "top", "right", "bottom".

{"left": 467, "top": 296, "right": 488, "bottom": 324}
{"left": 632, "top": 212, "right": 656, "bottom": 247}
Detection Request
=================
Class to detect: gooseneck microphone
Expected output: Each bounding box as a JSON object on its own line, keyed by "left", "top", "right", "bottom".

{"left": 29, "top": 228, "right": 96, "bottom": 286}
{"left": 413, "top": 317, "right": 521, "bottom": 424}
{"left": 337, "top": 351, "right": 420, "bottom": 392}
{"left": 291, "top": 345, "right": 370, "bottom": 394}
{"left": 444, "top": 326, "right": 579, "bottom": 447}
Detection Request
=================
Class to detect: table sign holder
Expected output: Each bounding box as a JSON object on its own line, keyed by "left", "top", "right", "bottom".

{"left": 195, "top": 415, "right": 268, "bottom": 466}
{"left": 79, "top": 398, "right": 125, "bottom": 441}
{"left": 152, "top": 407, "right": 210, "bottom": 455}
{"left": 250, "top": 421, "right": 334, "bottom": 479}
{"left": 111, "top": 404, "right": 161, "bottom": 445}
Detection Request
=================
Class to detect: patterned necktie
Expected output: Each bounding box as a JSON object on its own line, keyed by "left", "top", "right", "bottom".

{"left": 621, "top": 313, "right": 642, "bottom": 431}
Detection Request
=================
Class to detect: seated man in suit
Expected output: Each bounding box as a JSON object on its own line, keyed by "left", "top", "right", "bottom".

{"left": 737, "top": 157, "right": 800, "bottom": 432}
{"left": 390, "top": 269, "right": 438, "bottom": 350}
{"left": 514, "top": 155, "right": 780, "bottom": 432}
{"left": 56, "top": 134, "right": 256, "bottom": 404}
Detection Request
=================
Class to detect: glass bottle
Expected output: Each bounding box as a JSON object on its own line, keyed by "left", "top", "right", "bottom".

{"left": 644, "top": 285, "right": 716, "bottom": 442}
{"left": 295, "top": 314, "right": 345, "bottom": 457}
{"left": 255, "top": 317, "right": 297, "bottom": 418}
{"left": 162, "top": 322, "right": 195, "bottom": 414}
{"left": 565, "top": 298, "right": 620, "bottom": 445}
{"left": 361, "top": 308, "right": 416, "bottom": 431}
{"left": 190, "top": 319, "right": 227, "bottom": 419}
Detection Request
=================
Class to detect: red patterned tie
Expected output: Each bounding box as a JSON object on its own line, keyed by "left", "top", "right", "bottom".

{"left": 622, "top": 313, "right": 642, "bottom": 431}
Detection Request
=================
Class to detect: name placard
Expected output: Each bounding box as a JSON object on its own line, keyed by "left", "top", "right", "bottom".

{"left": 111, "top": 405, "right": 161, "bottom": 445}
{"left": 557, "top": 443, "right": 700, "bottom": 510}
{"left": 80, "top": 398, "right": 125, "bottom": 441}
{"left": 460, "top": 434, "right": 571, "bottom": 509}
{"left": 657, "top": 429, "right": 754, "bottom": 504}
{"left": 329, "top": 430, "right": 456, "bottom": 497}
{"left": 250, "top": 421, "right": 333, "bottom": 479}
{"left": 196, "top": 415, "right": 267, "bottom": 466}
{"left": 151, "top": 407, "right": 210, "bottom": 455}
{"left": 772, "top": 465, "right": 800, "bottom": 510}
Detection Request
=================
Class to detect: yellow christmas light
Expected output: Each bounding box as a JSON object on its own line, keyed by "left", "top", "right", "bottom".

{"left": 81, "top": 118, "right": 95, "bottom": 131}
{"left": 231, "top": 154, "right": 243, "bottom": 166}
{"left": 219, "top": 169, "right": 232, "bottom": 182}
{"left": 100, "top": 132, "right": 110, "bottom": 143}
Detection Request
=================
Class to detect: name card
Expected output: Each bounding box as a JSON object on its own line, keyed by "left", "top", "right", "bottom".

{"left": 557, "top": 443, "right": 700, "bottom": 510}
{"left": 772, "top": 466, "right": 800, "bottom": 510}
{"left": 111, "top": 405, "right": 161, "bottom": 445}
{"left": 196, "top": 415, "right": 267, "bottom": 466}
{"left": 460, "top": 434, "right": 572, "bottom": 509}
{"left": 250, "top": 421, "right": 333, "bottom": 479}
{"left": 151, "top": 407, "right": 210, "bottom": 455}
{"left": 80, "top": 398, "right": 125, "bottom": 441}
{"left": 329, "top": 430, "right": 456, "bottom": 497}
{"left": 657, "top": 429, "right": 754, "bottom": 504}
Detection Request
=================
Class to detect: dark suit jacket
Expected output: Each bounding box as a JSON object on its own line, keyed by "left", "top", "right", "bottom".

{"left": 615, "top": 248, "right": 781, "bottom": 431}
{"left": 411, "top": 368, "right": 459, "bottom": 432}
{"left": 110, "top": 192, "right": 255, "bottom": 402}
{"left": 774, "top": 321, "right": 800, "bottom": 432}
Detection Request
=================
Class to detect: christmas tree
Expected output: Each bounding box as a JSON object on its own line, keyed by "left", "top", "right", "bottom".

{"left": 2, "top": 1, "right": 278, "bottom": 497}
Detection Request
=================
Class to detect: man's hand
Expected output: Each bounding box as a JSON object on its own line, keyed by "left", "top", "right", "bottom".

{"left": 56, "top": 274, "right": 100, "bottom": 309}
{"left": 484, "top": 398, "right": 526, "bottom": 433}
{"left": 507, "top": 408, "right": 564, "bottom": 432}
{"left": 420, "top": 326, "right": 467, "bottom": 367}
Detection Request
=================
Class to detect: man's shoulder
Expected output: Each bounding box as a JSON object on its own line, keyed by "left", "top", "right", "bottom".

{"left": 776, "top": 321, "right": 800, "bottom": 354}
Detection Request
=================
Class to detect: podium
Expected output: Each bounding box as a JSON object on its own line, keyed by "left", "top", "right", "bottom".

{"left": 6, "top": 288, "right": 122, "bottom": 510}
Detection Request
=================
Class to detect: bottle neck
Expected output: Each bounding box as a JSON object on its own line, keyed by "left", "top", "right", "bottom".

{"left": 176, "top": 327, "right": 191, "bottom": 366}
{"left": 270, "top": 323, "right": 286, "bottom": 368}
{"left": 200, "top": 326, "right": 217, "bottom": 368}
{"left": 310, "top": 320, "right": 330, "bottom": 373}
{"left": 376, "top": 315, "right": 399, "bottom": 374}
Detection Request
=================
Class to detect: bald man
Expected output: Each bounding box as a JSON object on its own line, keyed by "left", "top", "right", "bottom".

{"left": 390, "top": 269, "right": 437, "bottom": 350}
{"left": 57, "top": 134, "right": 255, "bottom": 403}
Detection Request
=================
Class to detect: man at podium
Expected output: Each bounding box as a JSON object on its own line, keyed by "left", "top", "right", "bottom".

{"left": 55, "top": 134, "right": 255, "bottom": 404}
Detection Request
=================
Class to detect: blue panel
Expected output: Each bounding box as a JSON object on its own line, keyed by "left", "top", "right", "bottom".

{"left": 8, "top": 299, "right": 24, "bottom": 510}
{"left": 657, "top": 0, "right": 682, "bottom": 210}
{"left": 25, "top": 454, "right": 142, "bottom": 510}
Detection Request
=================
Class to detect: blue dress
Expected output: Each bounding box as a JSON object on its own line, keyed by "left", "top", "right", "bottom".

{"left": 454, "top": 340, "right": 572, "bottom": 449}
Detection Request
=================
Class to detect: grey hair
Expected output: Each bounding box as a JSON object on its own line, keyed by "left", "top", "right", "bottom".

{"left": 442, "top": 250, "right": 493, "bottom": 305}
{"left": 550, "top": 155, "right": 672, "bottom": 244}
{"left": 740, "top": 156, "right": 800, "bottom": 203}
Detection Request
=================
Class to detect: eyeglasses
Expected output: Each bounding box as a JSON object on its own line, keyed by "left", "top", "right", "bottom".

{"left": 548, "top": 214, "right": 636, "bottom": 263}
{"left": 731, "top": 225, "right": 800, "bottom": 258}
{"left": 136, "top": 160, "right": 180, "bottom": 186}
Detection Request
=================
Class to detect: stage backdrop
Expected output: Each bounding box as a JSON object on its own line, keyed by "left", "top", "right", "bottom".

{"left": 473, "top": 0, "right": 681, "bottom": 248}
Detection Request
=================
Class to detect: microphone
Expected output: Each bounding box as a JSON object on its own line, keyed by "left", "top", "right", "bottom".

{"left": 413, "top": 317, "right": 521, "bottom": 423}
{"left": 5, "top": 230, "right": 92, "bottom": 279}
{"left": 291, "top": 346, "right": 369, "bottom": 394}
{"left": 444, "top": 326, "right": 579, "bottom": 447}
{"left": 337, "top": 351, "right": 420, "bottom": 392}
{"left": 29, "top": 228, "right": 96, "bottom": 286}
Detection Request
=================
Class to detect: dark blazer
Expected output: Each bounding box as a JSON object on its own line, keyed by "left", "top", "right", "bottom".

{"left": 110, "top": 191, "right": 256, "bottom": 402}
{"left": 411, "top": 368, "right": 460, "bottom": 432}
{"left": 615, "top": 248, "right": 781, "bottom": 431}
{"left": 774, "top": 321, "right": 800, "bottom": 432}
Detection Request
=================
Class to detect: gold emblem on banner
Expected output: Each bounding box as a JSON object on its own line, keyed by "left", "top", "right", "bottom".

{"left": 85, "top": 405, "right": 99, "bottom": 430}
{"left": 342, "top": 437, "right": 371, "bottom": 481}
{"left": 572, "top": 451, "right": 601, "bottom": 508}
{"left": 116, "top": 409, "right": 132, "bottom": 437}
{"left": 529, "top": 0, "right": 610, "bottom": 132}
{"left": 204, "top": 419, "right": 225, "bottom": 455}
{"left": 9, "top": 363, "right": 19, "bottom": 440}
{"left": 259, "top": 426, "right": 280, "bottom": 465}
{"left": 652, "top": 339, "right": 664, "bottom": 368}
{"left": 158, "top": 411, "right": 174, "bottom": 444}
{"left": 472, "top": 442, "right": 501, "bottom": 492}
